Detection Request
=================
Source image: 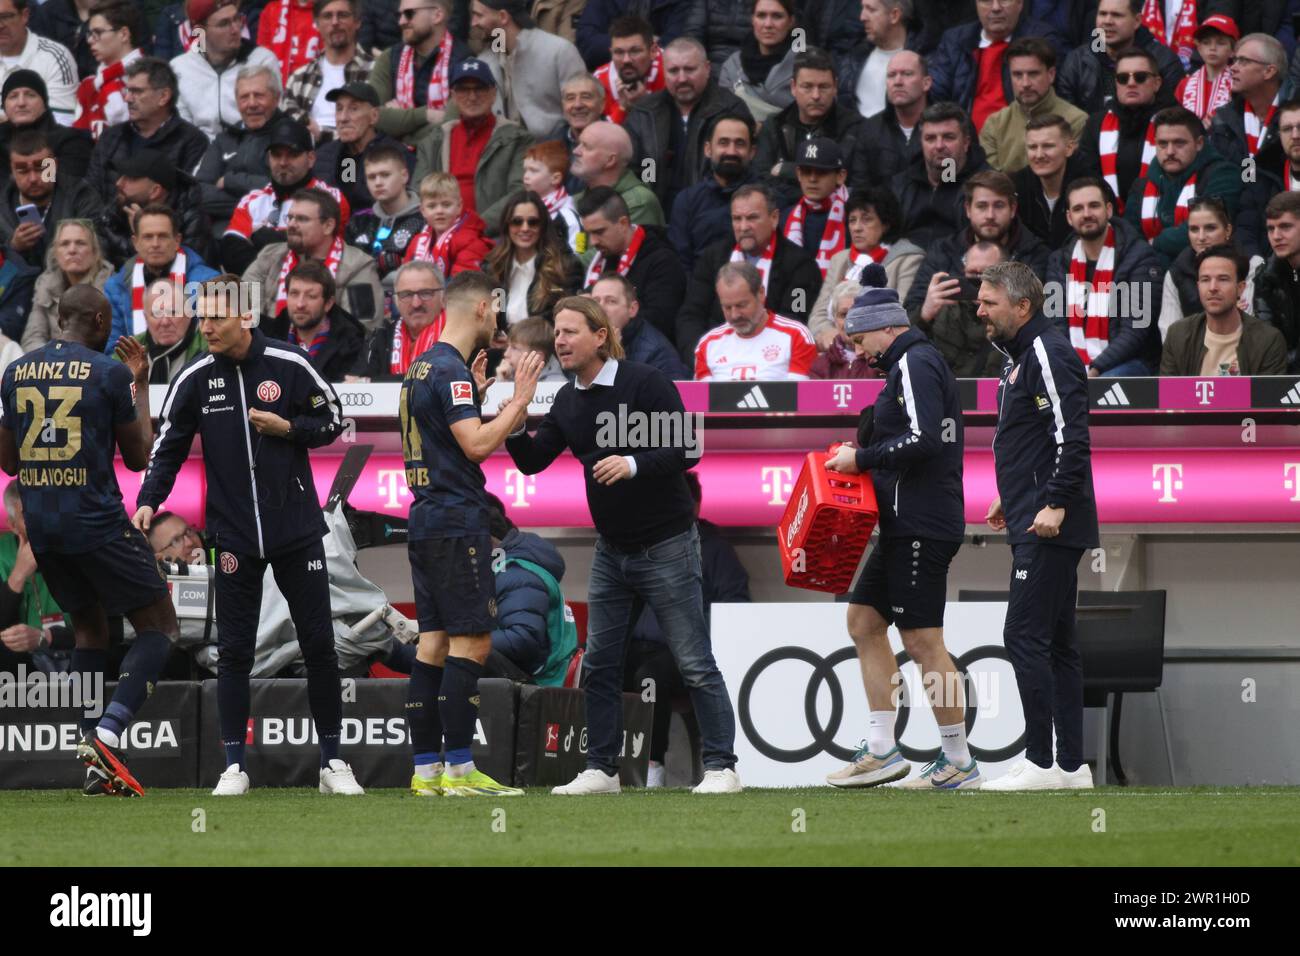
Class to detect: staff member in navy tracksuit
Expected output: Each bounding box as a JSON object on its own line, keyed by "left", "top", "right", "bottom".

{"left": 132, "top": 274, "right": 365, "bottom": 798}
{"left": 824, "top": 282, "right": 977, "bottom": 790}
{"left": 976, "top": 260, "right": 1100, "bottom": 792}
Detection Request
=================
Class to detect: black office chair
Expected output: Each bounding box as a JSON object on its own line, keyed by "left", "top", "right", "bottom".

{"left": 957, "top": 589, "right": 1174, "bottom": 785}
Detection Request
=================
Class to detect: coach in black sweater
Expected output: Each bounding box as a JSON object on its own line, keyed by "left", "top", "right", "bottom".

{"left": 505, "top": 295, "right": 740, "bottom": 796}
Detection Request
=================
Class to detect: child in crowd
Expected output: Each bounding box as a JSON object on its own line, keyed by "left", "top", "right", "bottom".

{"left": 403, "top": 172, "right": 492, "bottom": 276}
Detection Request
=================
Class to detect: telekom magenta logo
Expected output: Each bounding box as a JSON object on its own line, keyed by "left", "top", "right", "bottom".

{"left": 832, "top": 383, "right": 853, "bottom": 408}
{"left": 1284, "top": 463, "right": 1300, "bottom": 502}
{"left": 377, "top": 469, "right": 411, "bottom": 509}
{"left": 1152, "top": 463, "right": 1183, "bottom": 503}
{"left": 1194, "top": 380, "right": 1215, "bottom": 405}
{"left": 503, "top": 469, "right": 536, "bottom": 508}
{"left": 761, "top": 466, "right": 794, "bottom": 506}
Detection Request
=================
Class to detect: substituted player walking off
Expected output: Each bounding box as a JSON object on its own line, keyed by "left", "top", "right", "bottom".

{"left": 0, "top": 286, "right": 183, "bottom": 797}
{"left": 977, "top": 261, "right": 1099, "bottom": 792}
{"left": 133, "top": 275, "right": 364, "bottom": 797}
{"left": 824, "top": 283, "right": 977, "bottom": 790}
{"left": 401, "top": 271, "right": 545, "bottom": 797}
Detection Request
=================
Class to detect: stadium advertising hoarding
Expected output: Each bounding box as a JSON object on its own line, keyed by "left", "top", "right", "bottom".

{"left": 711, "top": 603, "right": 1025, "bottom": 787}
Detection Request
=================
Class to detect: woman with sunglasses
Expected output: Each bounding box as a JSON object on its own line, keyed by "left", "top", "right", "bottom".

{"left": 1158, "top": 196, "right": 1264, "bottom": 340}
{"left": 481, "top": 190, "right": 583, "bottom": 330}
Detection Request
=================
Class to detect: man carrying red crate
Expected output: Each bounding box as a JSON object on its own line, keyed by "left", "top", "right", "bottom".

{"left": 824, "top": 286, "right": 975, "bottom": 790}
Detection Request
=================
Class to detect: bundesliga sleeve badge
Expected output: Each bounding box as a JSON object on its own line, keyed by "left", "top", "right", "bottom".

{"left": 450, "top": 381, "right": 474, "bottom": 405}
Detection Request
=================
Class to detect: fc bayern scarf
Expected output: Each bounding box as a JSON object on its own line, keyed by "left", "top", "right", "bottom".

{"left": 730, "top": 231, "right": 777, "bottom": 294}
{"left": 1067, "top": 225, "right": 1116, "bottom": 366}
{"left": 1140, "top": 173, "right": 1197, "bottom": 239}
{"left": 596, "top": 49, "right": 664, "bottom": 124}
{"left": 266, "top": 0, "right": 321, "bottom": 81}
{"left": 73, "top": 49, "right": 141, "bottom": 135}
{"left": 408, "top": 212, "right": 467, "bottom": 274}
{"left": 583, "top": 224, "right": 645, "bottom": 288}
{"left": 783, "top": 192, "right": 846, "bottom": 278}
{"left": 1244, "top": 92, "right": 1280, "bottom": 158}
{"left": 542, "top": 186, "right": 569, "bottom": 215}
{"left": 131, "top": 251, "right": 187, "bottom": 335}
{"left": 390, "top": 313, "right": 446, "bottom": 375}
{"left": 1180, "top": 65, "right": 1232, "bottom": 124}
{"left": 844, "top": 244, "right": 889, "bottom": 282}
{"left": 396, "top": 31, "right": 453, "bottom": 110}
{"left": 1100, "top": 111, "right": 1156, "bottom": 213}
{"left": 273, "top": 236, "right": 344, "bottom": 316}
{"left": 1141, "top": 0, "right": 1198, "bottom": 69}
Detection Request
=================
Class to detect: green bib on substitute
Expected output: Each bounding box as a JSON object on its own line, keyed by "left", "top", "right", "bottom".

{"left": 504, "top": 557, "right": 577, "bottom": 686}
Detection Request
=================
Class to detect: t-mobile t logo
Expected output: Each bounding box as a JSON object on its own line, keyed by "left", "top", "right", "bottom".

{"left": 1152, "top": 463, "right": 1184, "bottom": 503}
{"left": 832, "top": 383, "right": 853, "bottom": 408}
{"left": 761, "top": 466, "right": 794, "bottom": 505}
{"left": 503, "top": 469, "right": 536, "bottom": 507}
{"left": 1194, "top": 380, "right": 1216, "bottom": 405}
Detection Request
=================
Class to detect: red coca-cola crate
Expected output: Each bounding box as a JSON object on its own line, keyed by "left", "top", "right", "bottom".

{"left": 777, "top": 446, "right": 878, "bottom": 593}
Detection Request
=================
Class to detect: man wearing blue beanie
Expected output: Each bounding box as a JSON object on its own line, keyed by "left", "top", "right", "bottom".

{"left": 824, "top": 284, "right": 975, "bottom": 789}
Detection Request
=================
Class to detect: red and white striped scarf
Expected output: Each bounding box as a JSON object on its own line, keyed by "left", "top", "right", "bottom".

{"left": 1285, "top": 160, "right": 1300, "bottom": 192}
{"left": 396, "top": 31, "right": 454, "bottom": 110}
{"left": 131, "top": 251, "right": 187, "bottom": 335}
{"left": 1141, "top": 0, "right": 1198, "bottom": 68}
{"left": 267, "top": 0, "right": 320, "bottom": 80}
{"left": 783, "top": 192, "right": 846, "bottom": 278}
{"left": 390, "top": 313, "right": 446, "bottom": 375}
{"left": 583, "top": 224, "right": 645, "bottom": 287}
{"left": 408, "top": 212, "right": 467, "bottom": 274}
{"left": 542, "top": 186, "right": 569, "bottom": 215}
{"left": 1100, "top": 111, "right": 1156, "bottom": 213}
{"left": 74, "top": 49, "right": 141, "bottom": 135}
{"left": 730, "top": 231, "right": 777, "bottom": 294}
{"left": 1244, "top": 92, "right": 1280, "bottom": 158}
{"left": 1140, "top": 173, "right": 1197, "bottom": 239}
{"left": 1067, "top": 225, "right": 1115, "bottom": 366}
{"left": 844, "top": 244, "right": 889, "bottom": 282}
{"left": 1180, "top": 65, "right": 1232, "bottom": 124}
{"left": 595, "top": 49, "right": 664, "bottom": 124}
{"left": 274, "top": 236, "right": 344, "bottom": 316}
{"left": 179, "top": 19, "right": 197, "bottom": 51}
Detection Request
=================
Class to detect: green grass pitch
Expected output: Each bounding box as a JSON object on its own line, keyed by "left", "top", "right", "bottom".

{"left": 3, "top": 787, "right": 1299, "bottom": 866}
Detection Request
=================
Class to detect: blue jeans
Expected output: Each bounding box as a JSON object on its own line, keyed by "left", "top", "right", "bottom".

{"left": 583, "top": 525, "right": 737, "bottom": 772}
{"left": 1098, "top": 358, "right": 1154, "bottom": 377}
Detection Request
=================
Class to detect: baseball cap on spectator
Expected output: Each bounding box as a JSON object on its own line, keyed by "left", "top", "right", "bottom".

{"left": 844, "top": 287, "right": 909, "bottom": 335}
{"left": 187, "top": 0, "right": 239, "bottom": 25}
{"left": 475, "top": 0, "right": 534, "bottom": 29}
{"left": 2, "top": 70, "right": 48, "bottom": 106}
{"left": 450, "top": 58, "right": 496, "bottom": 88}
{"left": 1193, "top": 14, "right": 1239, "bottom": 41}
{"left": 118, "top": 150, "right": 194, "bottom": 191}
{"left": 325, "top": 82, "right": 380, "bottom": 106}
{"left": 795, "top": 137, "right": 843, "bottom": 171}
{"left": 265, "top": 117, "right": 314, "bottom": 153}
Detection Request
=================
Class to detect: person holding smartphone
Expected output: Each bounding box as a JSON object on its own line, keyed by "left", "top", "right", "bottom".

{"left": 917, "top": 240, "right": 1010, "bottom": 378}
{"left": 0, "top": 129, "right": 103, "bottom": 268}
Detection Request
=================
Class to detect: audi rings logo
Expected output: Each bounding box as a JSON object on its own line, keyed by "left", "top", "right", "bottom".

{"left": 339, "top": 392, "right": 375, "bottom": 407}
{"left": 738, "top": 645, "right": 1025, "bottom": 764}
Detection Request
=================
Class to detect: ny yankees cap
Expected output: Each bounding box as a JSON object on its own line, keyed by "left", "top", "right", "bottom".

{"left": 795, "top": 137, "right": 843, "bottom": 171}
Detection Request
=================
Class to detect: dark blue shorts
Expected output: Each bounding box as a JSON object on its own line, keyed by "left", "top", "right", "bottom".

{"left": 36, "top": 525, "right": 169, "bottom": 616}
{"left": 408, "top": 534, "right": 498, "bottom": 636}
{"left": 849, "top": 535, "right": 960, "bottom": 630}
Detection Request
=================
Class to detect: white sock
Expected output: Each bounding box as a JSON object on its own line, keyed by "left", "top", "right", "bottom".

{"left": 938, "top": 721, "right": 972, "bottom": 768}
{"left": 867, "top": 710, "right": 896, "bottom": 756}
{"left": 96, "top": 727, "right": 120, "bottom": 748}
{"left": 448, "top": 760, "right": 475, "bottom": 777}
{"left": 415, "top": 761, "right": 442, "bottom": 779}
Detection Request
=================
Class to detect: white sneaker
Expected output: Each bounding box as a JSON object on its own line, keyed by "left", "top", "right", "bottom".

{"left": 645, "top": 761, "right": 666, "bottom": 788}
{"left": 692, "top": 767, "right": 742, "bottom": 794}
{"left": 981, "top": 758, "right": 1066, "bottom": 791}
{"left": 551, "top": 768, "right": 621, "bottom": 795}
{"left": 1058, "top": 763, "right": 1095, "bottom": 789}
{"left": 319, "top": 759, "right": 365, "bottom": 795}
{"left": 212, "top": 763, "right": 250, "bottom": 796}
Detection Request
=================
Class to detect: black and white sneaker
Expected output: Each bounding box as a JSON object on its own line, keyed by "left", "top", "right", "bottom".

{"left": 82, "top": 765, "right": 116, "bottom": 796}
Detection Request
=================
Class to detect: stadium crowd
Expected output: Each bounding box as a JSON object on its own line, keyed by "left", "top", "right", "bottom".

{"left": 0, "top": 0, "right": 1287, "bottom": 387}
{"left": 3, "top": 0, "right": 1300, "bottom": 791}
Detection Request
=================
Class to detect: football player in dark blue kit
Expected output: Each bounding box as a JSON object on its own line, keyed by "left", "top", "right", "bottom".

{"left": 399, "top": 268, "right": 544, "bottom": 797}
{"left": 0, "top": 285, "right": 182, "bottom": 797}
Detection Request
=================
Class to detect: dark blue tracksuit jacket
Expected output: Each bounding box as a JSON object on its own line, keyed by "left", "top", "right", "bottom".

{"left": 993, "top": 313, "right": 1099, "bottom": 551}
{"left": 137, "top": 329, "right": 343, "bottom": 558}
{"left": 853, "top": 328, "right": 964, "bottom": 541}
